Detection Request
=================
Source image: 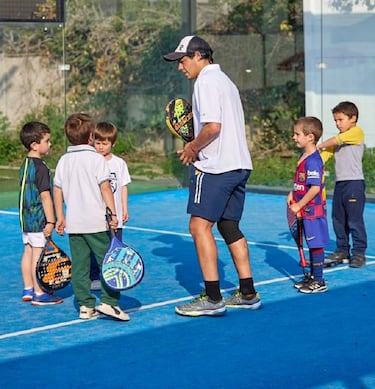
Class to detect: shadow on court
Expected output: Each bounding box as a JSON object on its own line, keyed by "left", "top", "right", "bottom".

{"left": 0, "top": 280, "right": 374, "bottom": 389}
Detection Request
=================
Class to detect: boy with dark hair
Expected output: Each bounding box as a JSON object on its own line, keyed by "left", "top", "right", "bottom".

{"left": 19, "top": 121, "right": 63, "bottom": 305}
{"left": 164, "top": 36, "right": 261, "bottom": 316}
{"left": 318, "top": 101, "right": 367, "bottom": 268}
{"left": 54, "top": 113, "right": 129, "bottom": 321}
{"left": 288, "top": 116, "right": 330, "bottom": 293}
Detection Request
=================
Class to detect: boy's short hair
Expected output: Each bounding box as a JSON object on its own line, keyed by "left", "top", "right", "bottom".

{"left": 95, "top": 122, "right": 118, "bottom": 144}
{"left": 332, "top": 101, "right": 359, "bottom": 121}
{"left": 295, "top": 116, "right": 323, "bottom": 144}
{"left": 20, "top": 121, "right": 51, "bottom": 151}
{"left": 64, "top": 113, "right": 96, "bottom": 145}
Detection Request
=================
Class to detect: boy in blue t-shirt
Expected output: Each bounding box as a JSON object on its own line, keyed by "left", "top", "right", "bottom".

{"left": 19, "top": 121, "right": 63, "bottom": 305}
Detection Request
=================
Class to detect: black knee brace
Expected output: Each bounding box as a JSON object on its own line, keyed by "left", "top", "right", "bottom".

{"left": 217, "top": 219, "right": 244, "bottom": 245}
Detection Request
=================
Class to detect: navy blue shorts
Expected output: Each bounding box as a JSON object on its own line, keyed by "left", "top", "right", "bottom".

{"left": 187, "top": 166, "right": 251, "bottom": 222}
{"left": 303, "top": 217, "right": 330, "bottom": 248}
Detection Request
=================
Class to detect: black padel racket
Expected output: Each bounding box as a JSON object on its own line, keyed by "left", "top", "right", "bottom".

{"left": 286, "top": 204, "right": 308, "bottom": 271}
{"left": 165, "top": 97, "right": 194, "bottom": 142}
{"left": 102, "top": 208, "right": 144, "bottom": 291}
{"left": 36, "top": 238, "right": 72, "bottom": 292}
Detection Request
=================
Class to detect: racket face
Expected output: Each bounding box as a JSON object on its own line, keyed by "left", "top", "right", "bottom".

{"left": 165, "top": 98, "right": 194, "bottom": 142}
{"left": 36, "top": 240, "right": 72, "bottom": 292}
{"left": 102, "top": 237, "right": 144, "bottom": 291}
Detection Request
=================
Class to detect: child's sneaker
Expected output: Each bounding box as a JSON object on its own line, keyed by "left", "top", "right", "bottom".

{"left": 95, "top": 303, "right": 130, "bottom": 321}
{"left": 31, "top": 293, "right": 63, "bottom": 306}
{"left": 324, "top": 251, "right": 349, "bottom": 267}
{"left": 294, "top": 273, "right": 313, "bottom": 290}
{"left": 224, "top": 291, "right": 262, "bottom": 310}
{"left": 349, "top": 254, "right": 366, "bottom": 268}
{"left": 22, "top": 287, "right": 34, "bottom": 302}
{"left": 175, "top": 292, "right": 226, "bottom": 317}
{"left": 80, "top": 306, "right": 99, "bottom": 320}
{"left": 299, "top": 279, "right": 328, "bottom": 294}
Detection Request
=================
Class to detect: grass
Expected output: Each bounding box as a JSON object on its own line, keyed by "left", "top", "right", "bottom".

{"left": 2, "top": 148, "right": 374, "bottom": 209}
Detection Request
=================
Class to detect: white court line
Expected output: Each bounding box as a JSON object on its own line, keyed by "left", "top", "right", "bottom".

{"left": 0, "top": 210, "right": 18, "bottom": 215}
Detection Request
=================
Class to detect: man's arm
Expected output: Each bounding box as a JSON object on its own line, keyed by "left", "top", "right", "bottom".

{"left": 177, "top": 122, "right": 221, "bottom": 165}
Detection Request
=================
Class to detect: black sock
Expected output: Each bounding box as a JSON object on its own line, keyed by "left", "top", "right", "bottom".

{"left": 204, "top": 280, "right": 222, "bottom": 301}
{"left": 239, "top": 278, "right": 256, "bottom": 296}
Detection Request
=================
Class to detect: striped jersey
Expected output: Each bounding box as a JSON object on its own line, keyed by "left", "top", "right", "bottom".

{"left": 293, "top": 150, "right": 327, "bottom": 220}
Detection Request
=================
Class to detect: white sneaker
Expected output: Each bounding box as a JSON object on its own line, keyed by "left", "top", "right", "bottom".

{"left": 80, "top": 305, "right": 99, "bottom": 320}
{"left": 90, "top": 279, "right": 101, "bottom": 291}
{"left": 95, "top": 303, "right": 130, "bottom": 321}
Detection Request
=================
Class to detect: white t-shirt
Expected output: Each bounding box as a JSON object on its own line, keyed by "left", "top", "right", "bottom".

{"left": 192, "top": 64, "right": 253, "bottom": 174}
{"left": 107, "top": 154, "right": 131, "bottom": 228}
{"left": 54, "top": 145, "right": 111, "bottom": 234}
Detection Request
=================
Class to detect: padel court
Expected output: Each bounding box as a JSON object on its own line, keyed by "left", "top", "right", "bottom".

{"left": 0, "top": 189, "right": 374, "bottom": 388}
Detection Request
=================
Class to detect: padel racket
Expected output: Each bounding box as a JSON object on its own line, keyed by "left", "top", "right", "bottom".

{"left": 102, "top": 208, "right": 144, "bottom": 291}
{"left": 36, "top": 238, "right": 72, "bottom": 292}
{"left": 286, "top": 204, "right": 308, "bottom": 271}
{"left": 165, "top": 97, "right": 194, "bottom": 142}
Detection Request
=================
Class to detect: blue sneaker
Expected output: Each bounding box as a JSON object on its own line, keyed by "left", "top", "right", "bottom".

{"left": 22, "top": 288, "right": 34, "bottom": 302}
{"left": 225, "top": 291, "right": 262, "bottom": 309}
{"left": 31, "top": 293, "right": 63, "bottom": 306}
{"left": 175, "top": 293, "right": 226, "bottom": 317}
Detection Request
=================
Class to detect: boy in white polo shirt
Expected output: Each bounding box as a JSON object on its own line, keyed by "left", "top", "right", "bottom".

{"left": 54, "top": 113, "right": 129, "bottom": 321}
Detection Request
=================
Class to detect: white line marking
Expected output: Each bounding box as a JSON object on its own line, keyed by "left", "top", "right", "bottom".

{"left": 0, "top": 210, "right": 19, "bottom": 215}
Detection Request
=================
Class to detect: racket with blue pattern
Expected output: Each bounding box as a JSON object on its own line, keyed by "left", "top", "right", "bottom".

{"left": 102, "top": 208, "right": 144, "bottom": 291}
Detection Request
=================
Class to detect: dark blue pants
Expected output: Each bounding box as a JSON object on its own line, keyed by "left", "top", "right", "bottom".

{"left": 332, "top": 180, "right": 367, "bottom": 256}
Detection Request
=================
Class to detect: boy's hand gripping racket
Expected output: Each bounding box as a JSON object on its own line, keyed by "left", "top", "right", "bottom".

{"left": 165, "top": 97, "right": 194, "bottom": 142}
{"left": 36, "top": 238, "right": 72, "bottom": 292}
{"left": 102, "top": 208, "right": 144, "bottom": 291}
{"left": 286, "top": 204, "right": 308, "bottom": 272}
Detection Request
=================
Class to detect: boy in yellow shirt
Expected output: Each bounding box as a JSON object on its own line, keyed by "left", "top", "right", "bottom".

{"left": 318, "top": 101, "right": 367, "bottom": 268}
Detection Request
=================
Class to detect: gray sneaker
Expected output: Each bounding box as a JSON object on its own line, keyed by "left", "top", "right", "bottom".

{"left": 175, "top": 293, "right": 226, "bottom": 317}
{"left": 349, "top": 254, "right": 366, "bottom": 268}
{"left": 225, "top": 291, "right": 262, "bottom": 310}
{"left": 324, "top": 251, "right": 349, "bottom": 267}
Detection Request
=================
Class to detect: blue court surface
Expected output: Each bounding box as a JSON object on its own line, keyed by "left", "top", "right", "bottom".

{"left": 0, "top": 189, "right": 374, "bottom": 389}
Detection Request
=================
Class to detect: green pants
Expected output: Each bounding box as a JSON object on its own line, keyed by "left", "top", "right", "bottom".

{"left": 69, "top": 232, "right": 120, "bottom": 308}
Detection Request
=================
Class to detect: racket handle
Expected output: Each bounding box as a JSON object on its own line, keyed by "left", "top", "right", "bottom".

{"left": 105, "top": 207, "right": 116, "bottom": 238}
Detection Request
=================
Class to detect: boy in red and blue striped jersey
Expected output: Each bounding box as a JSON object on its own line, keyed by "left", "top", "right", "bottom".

{"left": 287, "top": 116, "right": 330, "bottom": 293}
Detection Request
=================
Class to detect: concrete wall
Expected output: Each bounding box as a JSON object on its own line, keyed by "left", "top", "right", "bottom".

{"left": 0, "top": 55, "right": 63, "bottom": 128}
